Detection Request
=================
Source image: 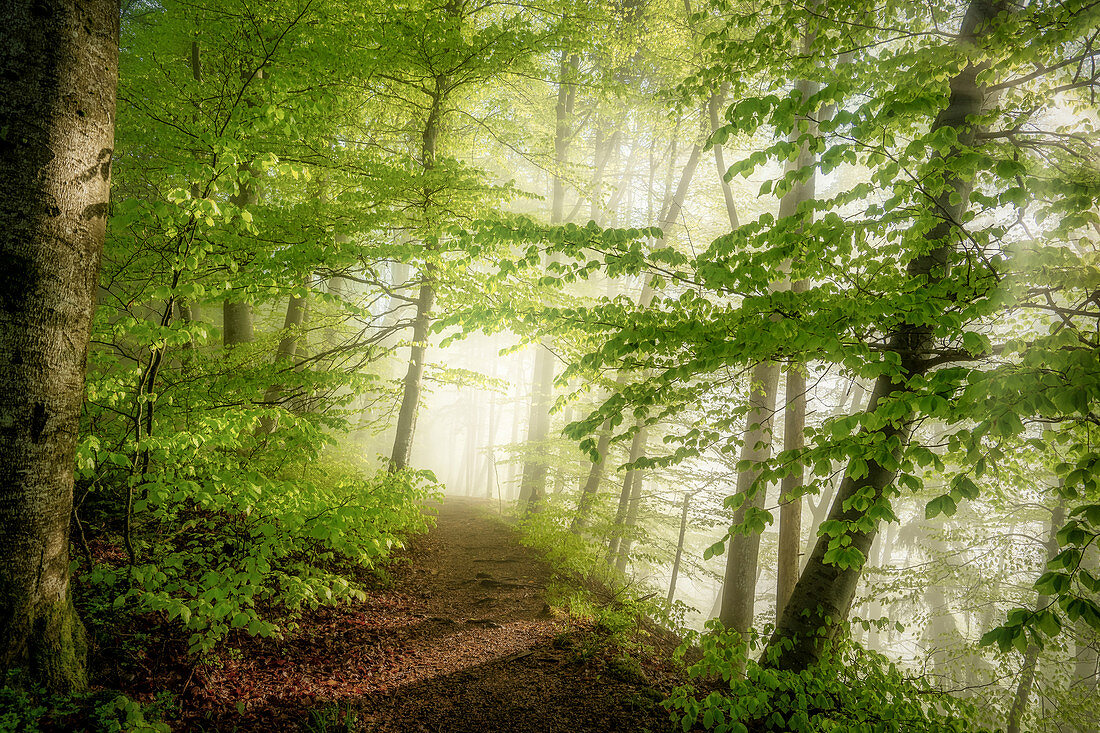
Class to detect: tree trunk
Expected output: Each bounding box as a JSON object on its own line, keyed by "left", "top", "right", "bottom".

{"left": 764, "top": 0, "right": 1005, "bottom": 671}
{"left": 518, "top": 53, "right": 577, "bottom": 511}
{"left": 1006, "top": 502, "right": 1065, "bottom": 733}
{"left": 707, "top": 83, "right": 740, "bottom": 231}
{"left": 222, "top": 68, "right": 262, "bottom": 348}
{"left": 0, "top": 0, "right": 119, "bottom": 693}
{"left": 258, "top": 294, "right": 307, "bottom": 434}
{"left": 667, "top": 493, "right": 692, "bottom": 605}
{"left": 571, "top": 420, "right": 613, "bottom": 533}
{"left": 389, "top": 75, "right": 445, "bottom": 472}
{"left": 718, "top": 361, "right": 780, "bottom": 632}
{"left": 223, "top": 301, "right": 254, "bottom": 347}
{"left": 615, "top": 474, "right": 646, "bottom": 572}
{"left": 389, "top": 276, "right": 435, "bottom": 471}
{"left": 777, "top": 365, "right": 806, "bottom": 621}
{"left": 607, "top": 426, "right": 647, "bottom": 565}
{"left": 774, "top": 64, "right": 818, "bottom": 622}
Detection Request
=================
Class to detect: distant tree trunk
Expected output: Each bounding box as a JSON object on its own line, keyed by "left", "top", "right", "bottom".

{"left": 615, "top": 474, "right": 646, "bottom": 572}
{"left": 518, "top": 52, "right": 577, "bottom": 511}
{"left": 0, "top": 0, "right": 119, "bottom": 693}
{"left": 571, "top": 419, "right": 613, "bottom": 532}
{"left": 866, "top": 519, "right": 896, "bottom": 651}
{"left": 464, "top": 397, "right": 478, "bottom": 495}
{"left": 608, "top": 427, "right": 647, "bottom": 565}
{"left": 765, "top": 0, "right": 1006, "bottom": 670}
{"left": 667, "top": 493, "right": 692, "bottom": 605}
{"left": 1006, "top": 502, "right": 1065, "bottom": 733}
{"left": 258, "top": 294, "right": 307, "bottom": 434}
{"left": 604, "top": 131, "right": 703, "bottom": 548}
{"left": 707, "top": 83, "right": 740, "bottom": 231}
{"left": 517, "top": 344, "right": 556, "bottom": 508}
{"left": 485, "top": 385, "right": 499, "bottom": 501}
{"left": 1076, "top": 623, "right": 1099, "bottom": 690}
{"left": 223, "top": 301, "right": 254, "bottom": 347}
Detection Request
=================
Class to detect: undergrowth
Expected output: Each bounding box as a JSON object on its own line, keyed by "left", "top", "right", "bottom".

{"left": 665, "top": 622, "right": 993, "bottom": 733}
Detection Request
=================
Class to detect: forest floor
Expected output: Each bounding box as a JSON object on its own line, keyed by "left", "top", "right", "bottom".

{"left": 88, "top": 497, "right": 685, "bottom": 732}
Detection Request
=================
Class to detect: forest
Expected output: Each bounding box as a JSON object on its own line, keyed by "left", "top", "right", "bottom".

{"left": 1, "top": 0, "right": 1099, "bottom": 730}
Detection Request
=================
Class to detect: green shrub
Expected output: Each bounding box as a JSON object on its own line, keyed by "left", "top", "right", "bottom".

{"left": 87, "top": 461, "right": 440, "bottom": 654}
{"left": 665, "top": 622, "right": 991, "bottom": 733}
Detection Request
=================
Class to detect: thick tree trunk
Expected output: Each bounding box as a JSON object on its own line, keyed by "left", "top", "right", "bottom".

{"left": 223, "top": 301, "right": 254, "bottom": 347}
{"left": 764, "top": 0, "right": 1005, "bottom": 671}
{"left": 222, "top": 69, "right": 261, "bottom": 348}
{"left": 0, "top": 0, "right": 119, "bottom": 693}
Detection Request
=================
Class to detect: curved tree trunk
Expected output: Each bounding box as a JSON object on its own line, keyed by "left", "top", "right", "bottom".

{"left": 0, "top": 0, "right": 119, "bottom": 693}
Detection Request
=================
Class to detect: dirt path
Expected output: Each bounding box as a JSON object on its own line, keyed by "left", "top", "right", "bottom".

{"left": 180, "top": 497, "right": 678, "bottom": 732}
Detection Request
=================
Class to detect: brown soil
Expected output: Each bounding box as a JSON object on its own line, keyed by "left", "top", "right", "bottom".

{"left": 115, "top": 497, "right": 681, "bottom": 732}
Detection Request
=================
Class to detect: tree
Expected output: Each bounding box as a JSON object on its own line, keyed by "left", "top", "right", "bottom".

{"left": 0, "top": 0, "right": 120, "bottom": 692}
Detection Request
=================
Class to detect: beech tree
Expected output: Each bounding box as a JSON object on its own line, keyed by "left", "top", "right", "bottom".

{"left": 0, "top": 0, "right": 120, "bottom": 692}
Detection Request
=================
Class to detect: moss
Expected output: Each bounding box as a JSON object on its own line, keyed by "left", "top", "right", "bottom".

{"left": 29, "top": 595, "right": 88, "bottom": 694}
{"left": 606, "top": 653, "right": 648, "bottom": 686}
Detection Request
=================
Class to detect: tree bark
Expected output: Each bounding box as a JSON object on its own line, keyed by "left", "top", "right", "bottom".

{"left": 776, "top": 364, "right": 806, "bottom": 621}
{"left": 389, "top": 275, "right": 435, "bottom": 471}
{"left": 718, "top": 361, "right": 780, "bottom": 632}
{"left": 0, "top": 0, "right": 119, "bottom": 693}
{"left": 764, "top": 0, "right": 1006, "bottom": 671}
{"left": 607, "top": 425, "right": 647, "bottom": 565}
{"left": 571, "top": 419, "right": 613, "bottom": 533}
{"left": 707, "top": 83, "right": 740, "bottom": 231}
{"left": 389, "top": 74, "right": 445, "bottom": 472}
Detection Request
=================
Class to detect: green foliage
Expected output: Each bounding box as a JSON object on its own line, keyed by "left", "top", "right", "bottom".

{"left": 93, "top": 694, "right": 172, "bottom": 733}
{"left": 88, "top": 463, "right": 439, "bottom": 654}
{"left": 0, "top": 671, "right": 169, "bottom": 733}
{"left": 666, "top": 623, "right": 992, "bottom": 733}
{"left": 304, "top": 702, "right": 358, "bottom": 733}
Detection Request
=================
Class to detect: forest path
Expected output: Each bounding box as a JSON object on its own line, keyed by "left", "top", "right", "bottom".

{"left": 190, "top": 496, "right": 676, "bottom": 732}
